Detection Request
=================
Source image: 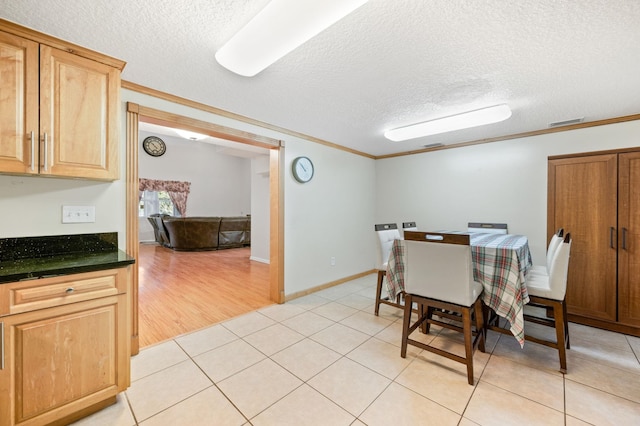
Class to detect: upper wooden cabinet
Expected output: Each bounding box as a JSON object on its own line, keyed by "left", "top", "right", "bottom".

{"left": 0, "top": 21, "right": 124, "bottom": 181}
{"left": 548, "top": 148, "right": 640, "bottom": 335}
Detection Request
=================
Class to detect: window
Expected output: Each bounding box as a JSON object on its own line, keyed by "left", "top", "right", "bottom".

{"left": 139, "top": 190, "right": 179, "bottom": 217}
{"left": 138, "top": 178, "right": 190, "bottom": 217}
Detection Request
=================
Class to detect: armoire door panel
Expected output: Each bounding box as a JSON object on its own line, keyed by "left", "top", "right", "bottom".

{"left": 618, "top": 151, "right": 640, "bottom": 326}
{"left": 549, "top": 154, "right": 618, "bottom": 321}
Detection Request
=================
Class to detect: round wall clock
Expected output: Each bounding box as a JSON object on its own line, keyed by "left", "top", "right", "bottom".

{"left": 292, "top": 156, "right": 314, "bottom": 183}
{"left": 142, "top": 136, "right": 167, "bottom": 157}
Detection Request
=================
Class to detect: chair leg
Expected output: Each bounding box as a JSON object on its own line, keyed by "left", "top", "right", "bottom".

{"left": 553, "top": 299, "right": 568, "bottom": 373}
{"left": 482, "top": 302, "right": 490, "bottom": 336}
{"left": 418, "top": 303, "right": 425, "bottom": 334}
{"left": 374, "top": 270, "right": 385, "bottom": 316}
{"left": 462, "top": 307, "right": 475, "bottom": 385}
{"left": 474, "top": 299, "right": 486, "bottom": 353}
{"left": 482, "top": 301, "right": 499, "bottom": 330}
{"left": 424, "top": 305, "right": 434, "bottom": 334}
{"left": 563, "top": 298, "right": 570, "bottom": 349}
{"left": 400, "top": 294, "right": 413, "bottom": 358}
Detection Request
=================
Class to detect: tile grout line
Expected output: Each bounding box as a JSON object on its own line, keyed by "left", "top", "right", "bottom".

{"left": 125, "top": 276, "right": 640, "bottom": 425}
{"left": 246, "top": 289, "right": 403, "bottom": 422}
{"left": 173, "top": 335, "right": 254, "bottom": 425}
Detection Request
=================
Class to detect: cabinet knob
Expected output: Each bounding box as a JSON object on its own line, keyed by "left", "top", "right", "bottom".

{"left": 65, "top": 287, "right": 75, "bottom": 294}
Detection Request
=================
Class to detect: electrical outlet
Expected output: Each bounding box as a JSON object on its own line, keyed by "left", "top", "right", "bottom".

{"left": 330, "top": 256, "right": 336, "bottom": 266}
{"left": 62, "top": 206, "right": 96, "bottom": 223}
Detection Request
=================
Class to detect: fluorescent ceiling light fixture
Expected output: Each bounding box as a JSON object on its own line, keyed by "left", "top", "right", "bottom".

{"left": 215, "top": 0, "right": 369, "bottom": 77}
{"left": 175, "top": 129, "right": 208, "bottom": 141}
{"left": 384, "top": 104, "right": 512, "bottom": 142}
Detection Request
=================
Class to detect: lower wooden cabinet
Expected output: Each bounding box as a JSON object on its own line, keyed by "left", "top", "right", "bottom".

{"left": 0, "top": 268, "right": 130, "bottom": 426}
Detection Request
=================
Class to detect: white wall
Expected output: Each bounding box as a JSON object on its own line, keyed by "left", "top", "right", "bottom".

{"left": 139, "top": 131, "right": 251, "bottom": 216}
{"left": 0, "top": 149, "right": 127, "bottom": 248}
{"left": 123, "top": 89, "right": 377, "bottom": 297}
{"left": 138, "top": 130, "right": 252, "bottom": 242}
{"left": 250, "top": 156, "right": 270, "bottom": 263}
{"left": 375, "top": 120, "right": 640, "bottom": 266}
{"left": 284, "top": 137, "right": 377, "bottom": 295}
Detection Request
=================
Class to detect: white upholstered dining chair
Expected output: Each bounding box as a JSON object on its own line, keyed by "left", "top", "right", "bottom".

{"left": 400, "top": 232, "right": 485, "bottom": 385}
{"left": 467, "top": 222, "right": 508, "bottom": 234}
{"left": 530, "top": 228, "right": 564, "bottom": 277}
{"left": 522, "top": 233, "right": 572, "bottom": 372}
{"left": 401, "top": 221, "right": 417, "bottom": 238}
{"left": 374, "top": 223, "right": 402, "bottom": 315}
{"left": 487, "top": 233, "right": 573, "bottom": 372}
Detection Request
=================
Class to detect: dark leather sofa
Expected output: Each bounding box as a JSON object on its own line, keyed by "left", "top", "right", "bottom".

{"left": 147, "top": 214, "right": 250, "bottom": 251}
{"left": 147, "top": 214, "right": 171, "bottom": 247}
{"left": 219, "top": 216, "right": 251, "bottom": 249}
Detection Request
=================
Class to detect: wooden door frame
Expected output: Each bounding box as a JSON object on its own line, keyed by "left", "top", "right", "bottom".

{"left": 125, "top": 102, "right": 284, "bottom": 355}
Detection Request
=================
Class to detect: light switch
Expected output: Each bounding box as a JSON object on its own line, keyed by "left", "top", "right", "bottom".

{"left": 62, "top": 206, "right": 96, "bottom": 223}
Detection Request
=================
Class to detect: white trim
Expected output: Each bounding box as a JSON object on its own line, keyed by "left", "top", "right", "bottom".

{"left": 250, "top": 256, "right": 270, "bottom": 264}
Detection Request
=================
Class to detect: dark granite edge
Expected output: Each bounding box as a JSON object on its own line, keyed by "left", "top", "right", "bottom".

{"left": 0, "top": 235, "right": 136, "bottom": 285}
{"left": 0, "top": 253, "right": 135, "bottom": 284}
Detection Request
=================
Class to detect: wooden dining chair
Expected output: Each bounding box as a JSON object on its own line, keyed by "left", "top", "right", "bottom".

{"left": 467, "top": 222, "right": 508, "bottom": 234}
{"left": 400, "top": 232, "right": 485, "bottom": 385}
{"left": 530, "top": 228, "right": 564, "bottom": 277}
{"left": 486, "top": 233, "right": 572, "bottom": 373}
{"left": 523, "top": 233, "right": 572, "bottom": 372}
{"left": 374, "top": 223, "right": 403, "bottom": 315}
{"left": 401, "top": 221, "right": 417, "bottom": 238}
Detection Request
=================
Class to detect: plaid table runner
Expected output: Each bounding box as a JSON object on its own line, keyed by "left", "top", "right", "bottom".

{"left": 385, "top": 233, "right": 533, "bottom": 346}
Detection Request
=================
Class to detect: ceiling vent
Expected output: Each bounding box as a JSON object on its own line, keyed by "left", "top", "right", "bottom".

{"left": 548, "top": 117, "right": 584, "bottom": 128}
{"left": 423, "top": 143, "right": 444, "bottom": 149}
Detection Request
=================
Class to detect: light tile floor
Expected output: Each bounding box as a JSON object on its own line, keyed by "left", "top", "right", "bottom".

{"left": 72, "top": 274, "right": 640, "bottom": 425}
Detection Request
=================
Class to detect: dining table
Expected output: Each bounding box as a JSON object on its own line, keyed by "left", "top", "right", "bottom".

{"left": 385, "top": 231, "right": 533, "bottom": 346}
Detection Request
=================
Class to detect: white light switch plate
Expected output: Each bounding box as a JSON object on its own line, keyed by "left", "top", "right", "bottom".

{"left": 62, "top": 206, "right": 96, "bottom": 223}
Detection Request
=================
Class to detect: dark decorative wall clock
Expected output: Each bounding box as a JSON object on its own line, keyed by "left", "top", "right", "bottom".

{"left": 142, "top": 136, "right": 167, "bottom": 157}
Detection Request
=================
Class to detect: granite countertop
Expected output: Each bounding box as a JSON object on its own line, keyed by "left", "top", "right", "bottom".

{"left": 0, "top": 233, "right": 135, "bottom": 284}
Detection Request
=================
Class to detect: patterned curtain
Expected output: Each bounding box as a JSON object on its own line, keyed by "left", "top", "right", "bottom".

{"left": 139, "top": 178, "right": 191, "bottom": 216}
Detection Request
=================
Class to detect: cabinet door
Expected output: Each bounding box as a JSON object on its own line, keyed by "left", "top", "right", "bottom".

{"left": 548, "top": 154, "right": 618, "bottom": 321}
{"left": 39, "top": 45, "right": 120, "bottom": 180}
{"left": 0, "top": 295, "right": 128, "bottom": 426}
{"left": 0, "top": 30, "right": 39, "bottom": 175}
{"left": 618, "top": 151, "right": 640, "bottom": 326}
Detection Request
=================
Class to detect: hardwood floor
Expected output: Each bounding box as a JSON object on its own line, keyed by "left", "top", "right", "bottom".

{"left": 137, "top": 243, "right": 272, "bottom": 348}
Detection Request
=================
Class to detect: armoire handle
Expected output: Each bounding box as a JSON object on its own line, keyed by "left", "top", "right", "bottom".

{"left": 610, "top": 227, "right": 616, "bottom": 248}
{"left": 622, "top": 228, "right": 628, "bottom": 250}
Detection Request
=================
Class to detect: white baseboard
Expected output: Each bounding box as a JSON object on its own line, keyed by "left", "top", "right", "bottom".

{"left": 250, "top": 256, "right": 270, "bottom": 264}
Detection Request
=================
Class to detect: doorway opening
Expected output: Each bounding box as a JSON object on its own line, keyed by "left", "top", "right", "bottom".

{"left": 125, "top": 102, "right": 284, "bottom": 354}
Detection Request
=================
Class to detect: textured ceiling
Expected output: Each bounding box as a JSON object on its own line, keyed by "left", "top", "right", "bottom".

{"left": 2, "top": 0, "right": 639, "bottom": 156}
